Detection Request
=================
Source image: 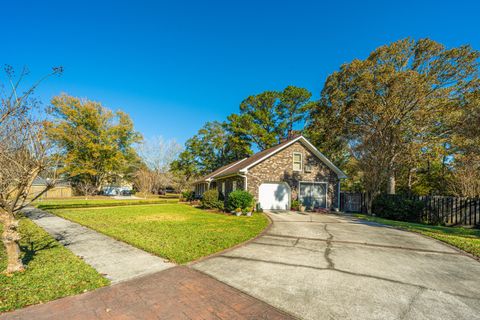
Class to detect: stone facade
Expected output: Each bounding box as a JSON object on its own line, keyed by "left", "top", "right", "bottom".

{"left": 245, "top": 141, "right": 340, "bottom": 210}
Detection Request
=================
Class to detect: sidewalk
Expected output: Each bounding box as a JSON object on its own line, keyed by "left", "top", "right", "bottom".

{"left": 23, "top": 207, "right": 174, "bottom": 284}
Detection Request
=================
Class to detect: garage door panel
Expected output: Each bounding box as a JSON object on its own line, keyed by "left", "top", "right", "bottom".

{"left": 259, "top": 183, "right": 290, "bottom": 210}
{"left": 299, "top": 182, "right": 327, "bottom": 209}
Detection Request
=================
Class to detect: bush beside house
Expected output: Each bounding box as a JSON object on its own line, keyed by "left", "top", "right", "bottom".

{"left": 226, "top": 190, "right": 254, "bottom": 212}
{"left": 201, "top": 189, "right": 224, "bottom": 210}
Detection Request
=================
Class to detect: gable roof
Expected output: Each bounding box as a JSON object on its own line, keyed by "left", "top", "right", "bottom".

{"left": 195, "top": 158, "right": 248, "bottom": 183}
{"left": 195, "top": 135, "right": 347, "bottom": 184}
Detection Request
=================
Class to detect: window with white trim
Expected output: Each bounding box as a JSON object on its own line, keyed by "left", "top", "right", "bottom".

{"left": 293, "top": 152, "right": 303, "bottom": 171}
{"left": 232, "top": 180, "right": 237, "bottom": 191}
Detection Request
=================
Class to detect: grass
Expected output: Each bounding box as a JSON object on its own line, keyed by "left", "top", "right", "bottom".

{"left": 0, "top": 219, "right": 109, "bottom": 313}
{"left": 34, "top": 197, "right": 179, "bottom": 210}
{"left": 134, "top": 193, "right": 181, "bottom": 199}
{"left": 50, "top": 203, "right": 269, "bottom": 264}
{"left": 354, "top": 214, "right": 480, "bottom": 258}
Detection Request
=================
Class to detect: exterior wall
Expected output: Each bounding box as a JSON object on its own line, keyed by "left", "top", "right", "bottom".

{"left": 246, "top": 141, "right": 340, "bottom": 210}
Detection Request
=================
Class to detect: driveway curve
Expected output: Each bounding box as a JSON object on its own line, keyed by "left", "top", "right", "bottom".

{"left": 192, "top": 211, "right": 480, "bottom": 320}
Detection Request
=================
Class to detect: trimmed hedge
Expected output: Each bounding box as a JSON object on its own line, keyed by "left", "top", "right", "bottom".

{"left": 226, "top": 190, "right": 254, "bottom": 212}
{"left": 372, "top": 194, "right": 425, "bottom": 222}
{"left": 201, "top": 189, "right": 224, "bottom": 210}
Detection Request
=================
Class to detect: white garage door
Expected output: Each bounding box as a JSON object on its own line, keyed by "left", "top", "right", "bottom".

{"left": 258, "top": 183, "right": 290, "bottom": 210}
{"left": 299, "top": 182, "right": 327, "bottom": 209}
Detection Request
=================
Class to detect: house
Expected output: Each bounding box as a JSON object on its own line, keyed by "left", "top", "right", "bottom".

{"left": 102, "top": 183, "right": 134, "bottom": 196}
{"left": 29, "top": 177, "right": 73, "bottom": 199}
{"left": 193, "top": 135, "right": 347, "bottom": 211}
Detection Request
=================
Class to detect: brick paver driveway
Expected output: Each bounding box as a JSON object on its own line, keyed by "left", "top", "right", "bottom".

{"left": 0, "top": 267, "right": 293, "bottom": 320}
{"left": 193, "top": 211, "right": 480, "bottom": 320}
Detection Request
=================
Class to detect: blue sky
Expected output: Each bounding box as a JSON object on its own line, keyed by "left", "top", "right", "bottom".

{"left": 2, "top": 0, "right": 480, "bottom": 145}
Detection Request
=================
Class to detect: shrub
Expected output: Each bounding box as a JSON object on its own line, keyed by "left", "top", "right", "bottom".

{"left": 181, "top": 191, "right": 195, "bottom": 202}
{"left": 372, "top": 194, "right": 425, "bottom": 222}
{"left": 226, "top": 190, "right": 254, "bottom": 212}
{"left": 291, "top": 200, "right": 300, "bottom": 211}
{"left": 201, "top": 189, "right": 224, "bottom": 210}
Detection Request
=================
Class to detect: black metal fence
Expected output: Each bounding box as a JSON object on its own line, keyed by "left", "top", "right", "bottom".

{"left": 340, "top": 192, "right": 480, "bottom": 227}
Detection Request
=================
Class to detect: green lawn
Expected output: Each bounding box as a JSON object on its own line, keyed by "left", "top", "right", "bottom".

{"left": 0, "top": 219, "right": 108, "bottom": 312}
{"left": 34, "top": 197, "right": 178, "bottom": 210}
{"left": 354, "top": 214, "right": 480, "bottom": 258}
{"left": 50, "top": 203, "right": 269, "bottom": 264}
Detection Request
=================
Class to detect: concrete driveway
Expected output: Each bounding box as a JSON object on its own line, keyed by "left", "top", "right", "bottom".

{"left": 193, "top": 211, "right": 480, "bottom": 320}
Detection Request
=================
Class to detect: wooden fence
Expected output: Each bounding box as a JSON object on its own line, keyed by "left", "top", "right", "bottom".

{"left": 340, "top": 192, "right": 480, "bottom": 227}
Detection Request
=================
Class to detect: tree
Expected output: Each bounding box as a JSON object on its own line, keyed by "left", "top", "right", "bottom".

{"left": 138, "top": 137, "right": 182, "bottom": 174}
{"left": 0, "top": 66, "right": 62, "bottom": 273}
{"left": 311, "top": 38, "right": 479, "bottom": 210}
{"left": 449, "top": 86, "right": 480, "bottom": 197}
{"left": 137, "top": 137, "right": 181, "bottom": 194}
{"left": 305, "top": 101, "right": 350, "bottom": 167}
{"left": 172, "top": 121, "right": 251, "bottom": 176}
{"left": 228, "top": 87, "right": 313, "bottom": 151}
{"left": 48, "top": 94, "right": 142, "bottom": 192}
{"left": 134, "top": 167, "right": 155, "bottom": 198}
{"left": 278, "top": 86, "right": 312, "bottom": 136}
{"left": 228, "top": 91, "right": 283, "bottom": 150}
{"left": 76, "top": 180, "right": 97, "bottom": 200}
{"left": 170, "top": 149, "right": 200, "bottom": 183}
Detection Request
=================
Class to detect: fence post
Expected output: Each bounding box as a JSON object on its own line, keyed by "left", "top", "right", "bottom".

{"left": 469, "top": 198, "right": 473, "bottom": 226}
{"left": 441, "top": 197, "right": 445, "bottom": 224}
{"left": 473, "top": 198, "right": 480, "bottom": 226}
{"left": 455, "top": 198, "right": 458, "bottom": 224}
{"left": 450, "top": 197, "right": 453, "bottom": 224}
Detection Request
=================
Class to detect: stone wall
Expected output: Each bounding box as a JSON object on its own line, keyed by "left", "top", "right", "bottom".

{"left": 246, "top": 141, "right": 340, "bottom": 210}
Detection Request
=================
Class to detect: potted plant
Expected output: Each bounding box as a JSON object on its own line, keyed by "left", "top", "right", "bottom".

{"left": 299, "top": 201, "right": 306, "bottom": 212}
{"left": 291, "top": 200, "right": 300, "bottom": 211}
{"left": 244, "top": 207, "right": 253, "bottom": 217}
{"left": 234, "top": 207, "right": 242, "bottom": 216}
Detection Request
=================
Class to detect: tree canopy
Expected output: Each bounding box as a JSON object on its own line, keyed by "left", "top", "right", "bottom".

{"left": 171, "top": 121, "right": 252, "bottom": 178}
{"left": 228, "top": 86, "right": 313, "bottom": 150}
{"left": 48, "top": 94, "right": 142, "bottom": 191}
{"left": 307, "top": 38, "right": 480, "bottom": 203}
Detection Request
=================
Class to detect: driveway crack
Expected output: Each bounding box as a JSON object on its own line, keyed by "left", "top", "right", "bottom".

{"left": 324, "top": 225, "right": 335, "bottom": 269}
{"left": 399, "top": 287, "right": 425, "bottom": 320}
{"left": 293, "top": 238, "right": 300, "bottom": 247}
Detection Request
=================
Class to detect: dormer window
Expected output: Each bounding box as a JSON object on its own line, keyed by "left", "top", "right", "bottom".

{"left": 293, "top": 152, "right": 303, "bottom": 171}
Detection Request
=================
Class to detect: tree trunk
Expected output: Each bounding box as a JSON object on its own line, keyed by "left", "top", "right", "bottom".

{"left": 387, "top": 172, "right": 396, "bottom": 195}
{"left": 365, "top": 192, "right": 374, "bottom": 215}
{"left": 407, "top": 169, "right": 412, "bottom": 192}
{"left": 1, "top": 210, "right": 25, "bottom": 273}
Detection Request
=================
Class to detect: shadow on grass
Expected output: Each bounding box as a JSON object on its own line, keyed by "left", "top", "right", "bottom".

{"left": 20, "top": 231, "right": 58, "bottom": 266}
{"left": 353, "top": 214, "right": 480, "bottom": 238}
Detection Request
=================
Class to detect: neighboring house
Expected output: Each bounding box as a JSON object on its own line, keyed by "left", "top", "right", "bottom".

{"left": 193, "top": 135, "right": 347, "bottom": 211}
{"left": 103, "top": 184, "right": 133, "bottom": 196}
{"left": 29, "top": 177, "right": 73, "bottom": 199}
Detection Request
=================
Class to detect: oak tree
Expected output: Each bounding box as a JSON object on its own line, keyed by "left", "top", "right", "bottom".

{"left": 48, "top": 94, "right": 142, "bottom": 193}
